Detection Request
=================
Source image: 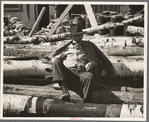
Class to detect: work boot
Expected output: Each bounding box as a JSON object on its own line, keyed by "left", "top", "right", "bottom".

{"left": 59, "top": 81, "right": 70, "bottom": 102}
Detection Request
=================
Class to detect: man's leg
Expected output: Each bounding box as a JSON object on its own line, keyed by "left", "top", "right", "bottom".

{"left": 52, "top": 59, "right": 80, "bottom": 102}
{"left": 52, "top": 59, "right": 94, "bottom": 102}
{"left": 78, "top": 72, "right": 94, "bottom": 102}
{"left": 52, "top": 59, "right": 70, "bottom": 102}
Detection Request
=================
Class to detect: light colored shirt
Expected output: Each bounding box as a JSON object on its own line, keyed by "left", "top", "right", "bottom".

{"left": 63, "top": 43, "right": 89, "bottom": 68}
{"left": 52, "top": 42, "right": 89, "bottom": 68}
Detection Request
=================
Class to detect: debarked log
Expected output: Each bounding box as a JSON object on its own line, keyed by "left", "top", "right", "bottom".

{"left": 107, "top": 47, "right": 144, "bottom": 56}
{"left": 83, "top": 15, "right": 144, "bottom": 34}
{"left": 3, "top": 15, "right": 144, "bottom": 44}
{"left": 3, "top": 94, "right": 144, "bottom": 117}
{"left": 126, "top": 26, "right": 144, "bottom": 35}
{"left": 3, "top": 33, "right": 71, "bottom": 44}
{"left": 3, "top": 60, "right": 144, "bottom": 77}
{"left": 3, "top": 84, "right": 143, "bottom": 104}
{"left": 3, "top": 60, "right": 52, "bottom": 77}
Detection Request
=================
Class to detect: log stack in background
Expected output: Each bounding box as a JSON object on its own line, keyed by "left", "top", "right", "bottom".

{"left": 96, "top": 12, "right": 110, "bottom": 35}
{"left": 110, "top": 15, "right": 124, "bottom": 36}
{"left": 3, "top": 15, "right": 144, "bottom": 44}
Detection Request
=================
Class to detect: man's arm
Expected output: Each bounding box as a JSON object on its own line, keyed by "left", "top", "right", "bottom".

{"left": 47, "top": 40, "right": 72, "bottom": 62}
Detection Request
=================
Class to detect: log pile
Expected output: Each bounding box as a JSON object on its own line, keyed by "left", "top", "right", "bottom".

{"left": 4, "top": 16, "right": 30, "bottom": 37}
{"left": 3, "top": 9, "right": 145, "bottom": 117}
{"left": 3, "top": 60, "right": 144, "bottom": 77}
{"left": 3, "top": 15, "right": 144, "bottom": 44}
{"left": 3, "top": 83, "right": 143, "bottom": 104}
{"left": 3, "top": 94, "right": 144, "bottom": 117}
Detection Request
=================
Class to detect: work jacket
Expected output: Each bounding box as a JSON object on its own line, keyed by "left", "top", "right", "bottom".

{"left": 49, "top": 40, "right": 116, "bottom": 79}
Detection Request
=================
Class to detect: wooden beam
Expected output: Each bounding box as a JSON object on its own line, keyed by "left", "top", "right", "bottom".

{"left": 28, "top": 7, "right": 46, "bottom": 37}
{"left": 84, "top": 4, "right": 101, "bottom": 41}
{"left": 48, "top": 4, "right": 73, "bottom": 38}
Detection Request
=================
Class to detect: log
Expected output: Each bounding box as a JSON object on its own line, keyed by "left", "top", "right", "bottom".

{"left": 3, "top": 84, "right": 143, "bottom": 104}
{"left": 84, "top": 15, "right": 144, "bottom": 34}
{"left": 107, "top": 47, "right": 144, "bottom": 56}
{"left": 3, "top": 94, "right": 144, "bottom": 117}
{"left": 126, "top": 26, "right": 144, "bottom": 35}
{"left": 3, "top": 15, "right": 144, "bottom": 44}
{"left": 3, "top": 84, "right": 83, "bottom": 102}
{"left": 4, "top": 56, "right": 39, "bottom": 60}
{"left": 3, "top": 60, "right": 52, "bottom": 77}
{"left": 120, "top": 86, "right": 143, "bottom": 93}
{"left": 93, "top": 37, "right": 144, "bottom": 47}
{"left": 3, "top": 60, "right": 144, "bottom": 77}
{"left": 3, "top": 33, "right": 71, "bottom": 44}
{"left": 28, "top": 7, "right": 46, "bottom": 37}
{"left": 53, "top": 84, "right": 143, "bottom": 93}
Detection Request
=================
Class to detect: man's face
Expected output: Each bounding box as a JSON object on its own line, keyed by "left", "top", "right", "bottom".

{"left": 71, "top": 34, "right": 83, "bottom": 42}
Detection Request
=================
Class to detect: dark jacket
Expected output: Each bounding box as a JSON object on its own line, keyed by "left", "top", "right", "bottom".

{"left": 49, "top": 40, "right": 116, "bottom": 79}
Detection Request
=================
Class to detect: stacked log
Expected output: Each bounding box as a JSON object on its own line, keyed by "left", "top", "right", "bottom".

{"left": 3, "top": 94, "right": 144, "bottom": 117}
{"left": 84, "top": 15, "right": 144, "bottom": 34}
{"left": 126, "top": 26, "right": 144, "bottom": 36}
{"left": 3, "top": 60, "right": 52, "bottom": 77}
{"left": 3, "top": 84, "right": 143, "bottom": 104}
{"left": 96, "top": 13, "right": 110, "bottom": 35}
{"left": 3, "top": 15, "right": 144, "bottom": 44}
{"left": 3, "top": 60, "right": 143, "bottom": 77}
{"left": 107, "top": 47, "right": 144, "bottom": 56}
{"left": 110, "top": 15, "right": 124, "bottom": 36}
{"left": 123, "top": 15, "right": 134, "bottom": 36}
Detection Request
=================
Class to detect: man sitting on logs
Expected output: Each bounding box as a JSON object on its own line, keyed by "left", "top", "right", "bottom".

{"left": 47, "top": 17, "right": 115, "bottom": 102}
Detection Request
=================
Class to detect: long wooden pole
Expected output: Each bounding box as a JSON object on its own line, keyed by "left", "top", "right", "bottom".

{"left": 83, "top": 15, "right": 144, "bottom": 34}
{"left": 84, "top": 4, "right": 101, "bottom": 40}
{"left": 48, "top": 4, "right": 73, "bottom": 38}
{"left": 28, "top": 7, "right": 46, "bottom": 37}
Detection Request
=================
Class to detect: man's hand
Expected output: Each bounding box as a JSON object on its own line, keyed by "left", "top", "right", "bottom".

{"left": 75, "top": 63, "right": 85, "bottom": 69}
{"left": 85, "top": 62, "right": 96, "bottom": 72}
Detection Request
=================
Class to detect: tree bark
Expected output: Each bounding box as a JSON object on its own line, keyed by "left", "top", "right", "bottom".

{"left": 3, "top": 94, "right": 143, "bottom": 117}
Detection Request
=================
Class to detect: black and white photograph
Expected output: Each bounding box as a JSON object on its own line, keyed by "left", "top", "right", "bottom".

{"left": 1, "top": 1, "right": 147, "bottom": 120}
